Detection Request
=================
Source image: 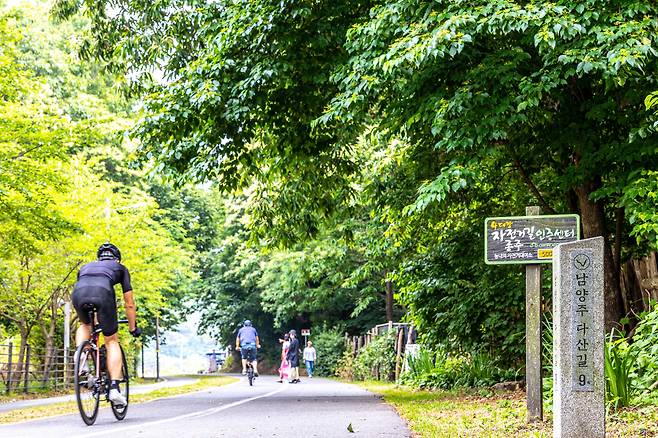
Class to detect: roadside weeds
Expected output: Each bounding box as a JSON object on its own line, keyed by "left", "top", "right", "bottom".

{"left": 355, "top": 381, "right": 658, "bottom": 437}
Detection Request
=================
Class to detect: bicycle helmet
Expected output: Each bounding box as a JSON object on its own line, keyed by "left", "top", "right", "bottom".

{"left": 97, "top": 243, "right": 121, "bottom": 261}
{"left": 244, "top": 320, "right": 252, "bottom": 327}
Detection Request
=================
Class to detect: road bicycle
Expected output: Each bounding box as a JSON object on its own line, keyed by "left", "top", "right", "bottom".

{"left": 74, "top": 305, "right": 130, "bottom": 425}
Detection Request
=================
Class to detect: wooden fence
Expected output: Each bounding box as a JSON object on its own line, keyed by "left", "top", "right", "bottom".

{"left": 621, "top": 252, "right": 658, "bottom": 320}
{"left": 346, "top": 321, "right": 417, "bottom": 381}
{"left": 0, "top": 343, "right": 74, "bottom": 394}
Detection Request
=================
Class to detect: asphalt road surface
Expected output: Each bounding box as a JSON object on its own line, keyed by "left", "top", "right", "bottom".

{"left": 0, "top": 375, "right": 411, "bottom": 438}
{"left": 0, "top": 376, "right": 199, "bottom": 413}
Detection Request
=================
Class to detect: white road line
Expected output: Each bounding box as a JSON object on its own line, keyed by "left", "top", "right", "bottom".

{"left": 72, "top": 384, "right": 288, "bottom": 438}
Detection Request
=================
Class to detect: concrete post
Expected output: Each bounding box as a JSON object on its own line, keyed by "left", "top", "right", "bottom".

{"left": 553, "top": 237, "right": 605, "bottom": 437}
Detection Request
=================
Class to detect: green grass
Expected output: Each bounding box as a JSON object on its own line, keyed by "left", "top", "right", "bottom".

{"left": 356, "top": 381, "right": 658, "bottom": 437}
{"left": 0, "top": 375, "right": 238, "bottom": 425}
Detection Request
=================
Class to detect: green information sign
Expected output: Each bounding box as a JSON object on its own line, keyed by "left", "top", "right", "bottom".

{"left": 484, "top": 214, "right": 580, "bottom": 265}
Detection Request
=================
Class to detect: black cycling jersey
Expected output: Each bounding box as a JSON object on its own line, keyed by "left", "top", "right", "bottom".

{"left": 72, "top": 260, "right": 132, "bottom": 337}
{"left": 76, "top": 260, "right": 132, "bottom": 293}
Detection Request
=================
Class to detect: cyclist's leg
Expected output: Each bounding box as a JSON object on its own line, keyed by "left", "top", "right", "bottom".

{"left": 104, "top": 332, "right": 127, "bottom": 405}
{"left": 96, "top": 292, "right": 120, "bottom": 379}
{"left": 240, "top": 347, "right": 248, "bottom": 374}
{"left": 105, "top": 334, "right": 123, "bottom": 379}
{"left": 75, "top": 324, "right": 91, "bottom": 345}
{"left": 250, "top": 348, "right": 259, "bottom": 375}
{"left": 72, "top": 288, "right": 93, "bottom": 346}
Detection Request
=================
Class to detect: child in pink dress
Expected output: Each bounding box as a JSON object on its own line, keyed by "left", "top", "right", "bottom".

{"left": 277, "top": 333, "right": 291, "bottom": 383}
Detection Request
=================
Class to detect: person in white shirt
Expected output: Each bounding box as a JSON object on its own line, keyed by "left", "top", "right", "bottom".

{"left": 303, "top": 341, "right": 317, "bottom": 378}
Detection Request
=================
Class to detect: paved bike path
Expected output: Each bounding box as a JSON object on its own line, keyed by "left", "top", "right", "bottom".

{"left": 0, "top": 376, "right": 198, "bottom": 413}
{"left": 0, "top": 375, "right": 411, "bottom": 437}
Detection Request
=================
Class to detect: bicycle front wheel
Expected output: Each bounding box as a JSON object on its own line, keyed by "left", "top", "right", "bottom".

{"left": 74, "top": 341, "right": 100, "bottom": 425}
{"left": 111, "top": 345, "right": 130, "bottom": 420}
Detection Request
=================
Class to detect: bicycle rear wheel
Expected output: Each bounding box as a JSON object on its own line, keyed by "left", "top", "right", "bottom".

{"left": 74, "top": 341, "right": 100, "bottom": 425}
{"left": 111, "top": 345, "right": 130, "bottom": 420}
{"left": 247, "top": 364, "right": 254, "bottom": 386}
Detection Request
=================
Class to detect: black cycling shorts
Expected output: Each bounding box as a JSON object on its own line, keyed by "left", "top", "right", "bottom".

{"left": 72, "top": 287, "right": 118, "bottom": 336}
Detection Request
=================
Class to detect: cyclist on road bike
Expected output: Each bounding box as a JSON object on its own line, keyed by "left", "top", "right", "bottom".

{"left": 235, "top": 320, "right": 260, "bottom": 376}
{"left": 72, "top": 243, "right": 141, "bottom": 407}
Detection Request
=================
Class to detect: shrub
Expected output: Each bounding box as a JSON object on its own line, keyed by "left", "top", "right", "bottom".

{"left": 631, "top": 304, "right": 658, "bottom": 396}
{"left": 353, "top": 333, "right": 397, "bottom": 381}
{"left": 405, "top": 348, "right": 438, "bottom": 378}
{"left": 400, "top": 346, "right": 517, "bottom": 390}
{"left": 311, "top": 326, "right": 346, "bottom": 377}
{"left": 220, "top": 352, "right": 234, "bottom": 372}
{"left": 336, "top": 350, "right": 355, "bottom": 380}
{"left": 605, "top": 330, "right": 638, "bottom": 410}
{"left": 542, "top": 314, "right": 554, "bottom": 406}
{"left": 336, "top": 334, "right": 397, "bottom": 381}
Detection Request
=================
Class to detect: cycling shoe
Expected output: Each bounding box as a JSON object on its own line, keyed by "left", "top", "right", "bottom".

{"left": 109, "top": 388, "right": 127, "bottom": 407}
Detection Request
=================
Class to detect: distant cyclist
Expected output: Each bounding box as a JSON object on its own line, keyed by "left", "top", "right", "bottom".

{"left": 72, "top": 243, "right": 141, "bottom": 406}
{"left": 235, "top": 320, "right": 260, "bottom": 376}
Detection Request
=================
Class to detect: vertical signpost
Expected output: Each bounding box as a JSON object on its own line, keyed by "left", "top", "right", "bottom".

{"left": 301, "top": 328, "right": 310, "bottom": 345}
{"left": 553, "top": 237, "right": 605, "bottom": 437}
{"left": 63, "top": 302, "right": 71, "bottom": 385}
{"left": 485, "top": 210, "right": 580, "bottom": 422}
{"left": 155, "top": 315, "right": 161, "bottom": 382}
{"left": 525, "top": 206, "right": 543, "bottom": 421}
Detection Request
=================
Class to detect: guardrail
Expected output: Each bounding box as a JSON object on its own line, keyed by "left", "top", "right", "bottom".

{"left": 0, "top": 343, "right": 74, "bottom": 394}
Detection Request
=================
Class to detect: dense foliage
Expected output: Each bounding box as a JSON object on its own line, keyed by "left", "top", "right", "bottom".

{"left": 0, "top": 1, "right": 199, "bottom": 381}
{"left": 50, "top": 0, "right": 658, "bottom": 372}
{"left": 0, "top": 0, "right": 654, "bottom": 399}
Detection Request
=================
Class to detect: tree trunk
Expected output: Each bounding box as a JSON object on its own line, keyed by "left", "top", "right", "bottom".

{"left": 574, "top": 181, "right": 624, "bottom": 331}
{"left": 40, "top": 314, "right": 57, "bottom": 386}
{"left": 566, "top": 189, "right": 579, "bottom": 214}
{"left": 385, "top": 280, "right": 394, "bottom": 322}
{"left": 613, "top": 207, "right": 624, "bottom": 273}
{"left": 13, "top": 325, "right": 28, "bottom": 392}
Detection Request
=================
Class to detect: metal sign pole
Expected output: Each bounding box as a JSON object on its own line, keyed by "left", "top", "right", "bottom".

{"left": 155, "top": 315, "right": 160, "bottom": 382}
{"left": 64, "top": 302, "right": 71, "bottom": 384}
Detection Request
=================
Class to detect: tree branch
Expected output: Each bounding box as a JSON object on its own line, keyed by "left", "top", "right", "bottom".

{"left": 514, "top": 159, "right": 556, "bottom": 213}
{"left": 10, "top": 144, "right": 47, "bottom": 161}
{"left": 35, "top": 260, "right": 83, "bottom": 319}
